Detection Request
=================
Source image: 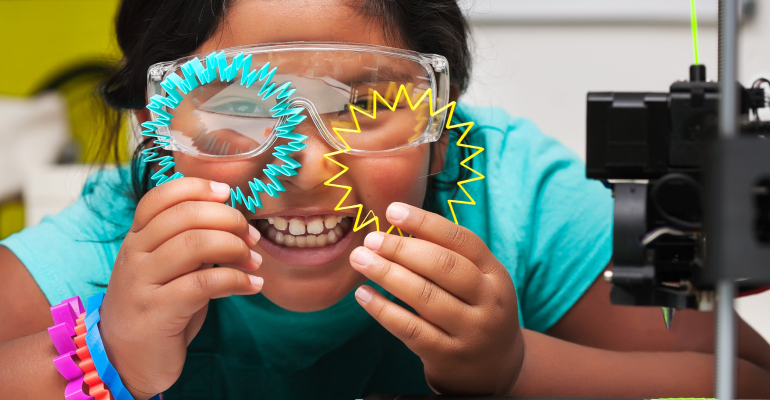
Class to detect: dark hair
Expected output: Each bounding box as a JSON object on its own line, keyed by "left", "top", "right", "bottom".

{"left": 99, "top": 0, "right": 474, "bottom": 211}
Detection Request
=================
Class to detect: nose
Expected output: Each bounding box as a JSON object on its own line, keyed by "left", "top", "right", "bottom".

{"left": 277, "top": 111, "right": 341, "bottom": 192}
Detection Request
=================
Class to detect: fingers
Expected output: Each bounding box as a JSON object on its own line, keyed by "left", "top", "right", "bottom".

{"left": 386, "top": 202, "right": 497, "bottom": 274}
{"left": 145, "top": 230, "right": 261, "bottom": 284}
{"left": 361, "top": 231, "right": 485, "bottom": 304}
{"left": 350, "top": 246, "right": 471, "bottom": 334}
{"left": 354, "top": 285, "right": 452, "bottom": 356}
{"left": 131, "top": 178, "right": 232, "bottom": 233}
{"left": 159, "top": 267, "right": 263, "bottom": 319}
{"left": 136, "top": 201, "right": 259, "bottom": 252}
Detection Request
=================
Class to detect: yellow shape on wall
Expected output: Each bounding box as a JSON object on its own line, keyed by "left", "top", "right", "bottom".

{"left": 0, "top": 0, "right": 122, "bottom": 97}
{"left": 0, "top": 201, "right": 24, "bottom": 240}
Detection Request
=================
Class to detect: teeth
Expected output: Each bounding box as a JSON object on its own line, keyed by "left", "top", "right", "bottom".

{"left": 324, "top": 215, "right": 338, "bottom": 230}
{"left": 307, "top": 218, "right": 324, "bottom": 234}
{"left": 316, "top": 233, "right": 328, "bottom": 247}
{"left": 289, "top": 219, "right": 306, "bottom": 235}
{"left": 260, "top": 216, "right": 351, "bottom": 247}
{"left": 274, "top": 217, "right": 288, "bottom": 231}
{"left": 285, "top": 234, "right": 297, "bottom": 247}
{"left": 327, "top": 229, "right": 338, "bottom": 243}
{"left": 306, "top": 235, "right": 317, "bottom": 247}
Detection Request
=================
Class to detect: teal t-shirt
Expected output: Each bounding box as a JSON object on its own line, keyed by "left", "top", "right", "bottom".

{"left": 1, "top": 103, "right": 613, "bottom": 399}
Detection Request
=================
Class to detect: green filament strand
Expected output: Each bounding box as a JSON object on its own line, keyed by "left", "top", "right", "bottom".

{"left": 691, "top": 0, "right": 700, "bottom": 65}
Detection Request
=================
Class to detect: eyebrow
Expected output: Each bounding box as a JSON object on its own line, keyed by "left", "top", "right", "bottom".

{"left": 348, "top": 66, "right": 416, "bottom": 85}
{"left": 168, "top": 65, "right": 418, "bottom": 96}
{"left": 196, "top": 80, "right": 228, "bottom": 90}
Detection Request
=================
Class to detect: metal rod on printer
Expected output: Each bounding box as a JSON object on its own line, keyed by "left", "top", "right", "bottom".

{"left": 715, "top": 0, "right": 738, "bottom": 399}
{"left": 718, "top": 0, "right": 738, "bottom": 139}
{"left": 715, "top": 280, "right": 736, "bottom": 399}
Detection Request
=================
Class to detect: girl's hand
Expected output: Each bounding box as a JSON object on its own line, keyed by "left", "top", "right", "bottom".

{"left": 99, "top": 178, "right": 263, "bottom": 399}
{"left": 350, "top": 202, "right": 524, "bottom": 395}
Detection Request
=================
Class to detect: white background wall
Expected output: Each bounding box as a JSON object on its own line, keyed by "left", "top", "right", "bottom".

{"left": 461, "top": 0, "right": 770, "bottom": 159}
{"left": 460, "top": 0, "right": 769, "bottom": 340}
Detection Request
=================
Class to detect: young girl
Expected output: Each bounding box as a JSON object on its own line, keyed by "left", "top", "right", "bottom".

{"left": 1, "top": 1, "right": 769, "bottom": 399}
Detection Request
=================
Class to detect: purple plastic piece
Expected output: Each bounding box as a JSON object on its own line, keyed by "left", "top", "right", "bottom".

{"left": 61, "top": 296, "right": 85, "bottom": 315}
{"left": 53, "top": 351, "right": 84, "bottom": 380}
{"left": 51, "top": 303, "right": 77, "bottom": 334}
{"left": 64, "top": 375, "right": 94, "bottom": 400}
{"left": 47, "top": 323, "right": 77, "bottom": 355}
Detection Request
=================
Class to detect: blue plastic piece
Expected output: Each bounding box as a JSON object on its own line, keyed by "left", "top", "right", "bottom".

{"left": 85, "top": 294, "right": 135, "bottom": 400}
{"left": 85, "top": 293, "right": 105, "bottom": 316}
{"left": 141, "top": 51, "right": 308, "bottom": 210}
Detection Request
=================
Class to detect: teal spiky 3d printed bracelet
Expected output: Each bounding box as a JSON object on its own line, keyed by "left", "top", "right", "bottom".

{"left": 140, "top": 50, "right": 308, "bottom": 212}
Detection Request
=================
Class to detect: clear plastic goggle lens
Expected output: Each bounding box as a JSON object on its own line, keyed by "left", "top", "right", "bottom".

{"left": 153, "top": 46, "right": 446, "bottom": 159}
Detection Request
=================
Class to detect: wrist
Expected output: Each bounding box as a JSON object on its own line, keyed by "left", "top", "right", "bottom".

{"left": 94, "top": 293, "right": 161, "bottom": 400}
{"left": 98, "top": 311, "right": 146, "bottom": 399}
{"left": 503, "top": 328, "right": 527, "bottom": 396}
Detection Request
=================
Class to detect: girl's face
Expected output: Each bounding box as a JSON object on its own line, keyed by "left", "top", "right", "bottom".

{"left": 170, "top": 0, "right": 444, "bottom": 311}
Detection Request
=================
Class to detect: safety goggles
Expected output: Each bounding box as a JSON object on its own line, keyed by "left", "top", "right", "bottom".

{"left": 145, "top": 42, "right": 451, "bottom": 159}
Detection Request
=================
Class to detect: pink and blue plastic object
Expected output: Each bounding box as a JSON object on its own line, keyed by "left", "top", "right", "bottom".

{"left": 48, "top": 296, "right": 93, "bottom": 400}
{"left": 48, "top": 294, "right": 161, "bottom": 400}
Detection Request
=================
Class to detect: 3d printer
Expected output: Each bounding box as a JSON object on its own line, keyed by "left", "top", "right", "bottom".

{"left": 585, "top": 0, "right": 770, "bottom": 396}
{"left": 587, "top": 65, "right": 770, "bottom": 311}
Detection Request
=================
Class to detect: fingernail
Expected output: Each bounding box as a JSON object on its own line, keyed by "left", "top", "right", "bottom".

{"left": 210, "top": 181, "right": 230, "bottom": 194}
{"left": 364, "top": 232, "right": 385, "bottom": 251}
{"left": 351, "top": 247, "right": 373, "bottom": 267}
{"left": 355, "top": 286, "right": 373, "bottom": 304}
{"left": 387, "top": 203, "right": 409, "bottom": 222}
{"left": 249, "top": 275, "right": 264, "bottom": 289}
{"left": 251, "top": 250, "right": 262, "bottom": 265}
{"left": 248, "top": 224, "right": 261, "bottom": 244}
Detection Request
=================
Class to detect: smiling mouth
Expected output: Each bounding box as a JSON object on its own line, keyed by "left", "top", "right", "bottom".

{"left": 251, "top": 215, "right": 353, "bottom": 248}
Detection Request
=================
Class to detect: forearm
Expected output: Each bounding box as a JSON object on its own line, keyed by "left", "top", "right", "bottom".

{"left": 510, "top": 329, "right": 770, "bottom": 398}
{"left": 0, "top": 331, "right": 68, "bottom": 399}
